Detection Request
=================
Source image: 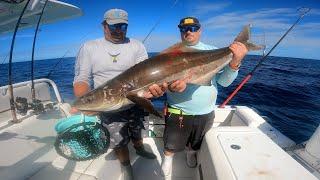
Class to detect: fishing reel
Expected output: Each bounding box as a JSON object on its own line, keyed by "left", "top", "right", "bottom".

{"left": 15, "top": 97, "right": 55, "bottom": 115}
{"left": 15, "top": 97, "right": 28, "bottom": 115}
{"left": 30, "top": 99, "right": 45, "bottom": 115}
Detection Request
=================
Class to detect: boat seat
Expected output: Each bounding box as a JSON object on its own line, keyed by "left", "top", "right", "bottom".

{"left": 196, "top": 126, "right": 317, "bottom": 180}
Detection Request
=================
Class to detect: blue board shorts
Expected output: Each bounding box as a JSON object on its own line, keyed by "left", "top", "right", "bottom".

{"left": 99, "top": 106, "right": 146, "bottom": 149}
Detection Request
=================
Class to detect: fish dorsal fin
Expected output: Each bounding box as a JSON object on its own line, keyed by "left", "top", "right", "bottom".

{"left": 159, "top": 42, "right": 200, "bottom": 55}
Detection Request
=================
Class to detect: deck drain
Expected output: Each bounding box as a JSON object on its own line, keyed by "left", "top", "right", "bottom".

{"left": 231, "top": 144, "right": 241, "bottom": 150}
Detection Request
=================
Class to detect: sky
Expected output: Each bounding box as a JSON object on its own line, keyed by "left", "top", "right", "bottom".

{"left": 0, "top": 0, "right": 319, "bottom": 63}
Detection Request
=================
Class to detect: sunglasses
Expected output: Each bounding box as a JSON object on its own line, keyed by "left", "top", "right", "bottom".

{"left": 108, "top": 23, "right": 128, "bottom": 32}
{"left": 179, "top": 25, "right": 200, "bottom": 33}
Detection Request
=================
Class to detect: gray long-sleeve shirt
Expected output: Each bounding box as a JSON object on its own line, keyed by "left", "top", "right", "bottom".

{"left": 74, "top": 38, "right": 148, "bottom": 88}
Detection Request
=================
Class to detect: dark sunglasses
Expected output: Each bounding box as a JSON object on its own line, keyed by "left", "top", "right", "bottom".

{"left": 108, "top": 23, "right": 128, "bottom": 32}
{"left": 179, "top": 25, "right": 200, "bottom": 33}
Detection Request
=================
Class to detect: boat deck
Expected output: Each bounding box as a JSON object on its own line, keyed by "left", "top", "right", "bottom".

{"left": 0, "top": 106, "right": 195, "bottom": 180}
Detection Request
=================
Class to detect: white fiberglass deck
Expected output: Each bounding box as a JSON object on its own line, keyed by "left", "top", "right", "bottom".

{"left": 0, "top": 87, "right": 318, "bottom": 180}
{"left": 0, "top": 107, "right": 195, "bottom": 180}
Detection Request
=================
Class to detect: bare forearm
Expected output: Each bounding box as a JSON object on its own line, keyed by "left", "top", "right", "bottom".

{"left": 229, "top": 56, "right": 242, "bottom": 70}
{"left": 229, "top": 41, "right": 248, "bottom": 70}
{"left": 73, "top": 81, "right": 90, "bottom": 97}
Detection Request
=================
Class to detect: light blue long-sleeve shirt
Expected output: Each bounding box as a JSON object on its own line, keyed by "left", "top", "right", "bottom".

{"left": 166, "top": 41, "right": 238, "bottom": 115}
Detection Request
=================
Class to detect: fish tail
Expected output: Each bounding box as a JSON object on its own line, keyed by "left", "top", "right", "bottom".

{"left": 234, "top": 24, "right": 265, "bottom": 51}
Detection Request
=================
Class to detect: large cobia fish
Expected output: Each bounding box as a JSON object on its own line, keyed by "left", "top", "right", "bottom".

{"left": 73, "top": 25, "right": 262, "bottom": 117}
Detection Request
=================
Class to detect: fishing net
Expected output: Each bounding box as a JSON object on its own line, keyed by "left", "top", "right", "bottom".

{"left": 54, "top": 114, "right": 110, "bottom": 161}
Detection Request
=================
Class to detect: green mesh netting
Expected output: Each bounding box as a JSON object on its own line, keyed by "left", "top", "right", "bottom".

{"left": 54, "top": 115, "right": 110, "bottom": 161}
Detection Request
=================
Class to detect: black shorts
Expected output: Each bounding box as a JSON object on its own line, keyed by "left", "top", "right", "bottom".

{"left": 99, "top": 106, "right": 146, "bottom": 149}
{"left": 163, "top": 111, "right": 214, "bottom": 152}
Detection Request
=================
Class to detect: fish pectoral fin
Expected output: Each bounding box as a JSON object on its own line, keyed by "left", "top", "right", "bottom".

{"left": 159, "top": 42, "right": 201, "bottom": 55}
{"left": 126, "top": 93, "right": 162, "bottom": 118}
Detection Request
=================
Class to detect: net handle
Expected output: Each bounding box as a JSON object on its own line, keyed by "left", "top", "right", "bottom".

{"left": 81, "top": 113, "right": 98, "bottom": 126}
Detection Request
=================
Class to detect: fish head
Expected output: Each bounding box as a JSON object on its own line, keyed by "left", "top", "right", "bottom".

{"left": 73, "top": 87, "right": 128, "bottom": 112}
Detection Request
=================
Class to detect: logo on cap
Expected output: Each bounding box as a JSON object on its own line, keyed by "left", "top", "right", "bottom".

{"left": 184, "top": 18, "right": 194, "bottom": 24}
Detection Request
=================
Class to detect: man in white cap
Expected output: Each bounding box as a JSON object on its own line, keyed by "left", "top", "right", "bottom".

{"left": 73, "top": 8, "right": 161, "bottom": 180}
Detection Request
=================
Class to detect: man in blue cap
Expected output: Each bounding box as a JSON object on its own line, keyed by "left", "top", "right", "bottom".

{"left": 73, "top": 9, "right": 158, "bottom": 180}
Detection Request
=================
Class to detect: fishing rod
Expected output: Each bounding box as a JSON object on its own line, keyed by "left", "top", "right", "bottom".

{"left": 142, "top": 0, "right": 179, "bottom": 44}
{"left": 45, "top": 49, "right": 73, "bottom": 78}
{"left": 0, "top": 54, "right": 8, "bottom": 65}
{"left": 46, "top": 0, "right": 179, "bottom": 79}
{"left": 31, "top": 0, "right": 48, "bottom": 100}
{"left": 45, "top": 28, "right": 97, "bottom": 78}
{"left": 219, "top": 7, "right": 310, "bottom": 108}
{"left": 8, "top": 0, "right": 32, "bottom": 123}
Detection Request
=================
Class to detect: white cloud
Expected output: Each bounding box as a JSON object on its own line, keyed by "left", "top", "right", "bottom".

{"left": 142, "top": 34, "right": 180, "bottom": 52}
{"left": 140, "top": 5, "right": 320, "bottom": 59}
{"left": 191, "top": 2, "right": 232, "bottom": 15}
{"left": 202, "top": 8, "right": 298, "bottom": 31}
{"left": 308, "top": 8, "right": 320, "bottom": 16}
{"left": 192, "top": 7, "right": 320, "bottom": 59}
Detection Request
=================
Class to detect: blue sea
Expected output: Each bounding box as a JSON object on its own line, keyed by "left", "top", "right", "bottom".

{"left": 0, "top": 54, "right": 319, "bottom": 143}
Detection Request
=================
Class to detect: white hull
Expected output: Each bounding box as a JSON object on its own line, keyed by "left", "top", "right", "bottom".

{"left": 0, "top": 79, "right": 319, "bottom": 180}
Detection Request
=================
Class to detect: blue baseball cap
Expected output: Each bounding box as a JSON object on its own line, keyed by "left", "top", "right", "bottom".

{"left": 178, "top": 17, "right": 200, "bottom": 28}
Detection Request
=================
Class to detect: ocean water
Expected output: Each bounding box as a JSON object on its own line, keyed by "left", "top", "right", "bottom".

{"left": 0, "top": 54, "right": 319, "bottom": 143}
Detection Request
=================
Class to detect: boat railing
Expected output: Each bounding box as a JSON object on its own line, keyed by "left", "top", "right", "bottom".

{"left": 1, "top": 78, "right": 62, "bottom": 102}
{"left": 0, "top": 78, "right": 63, "bottom": 113}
